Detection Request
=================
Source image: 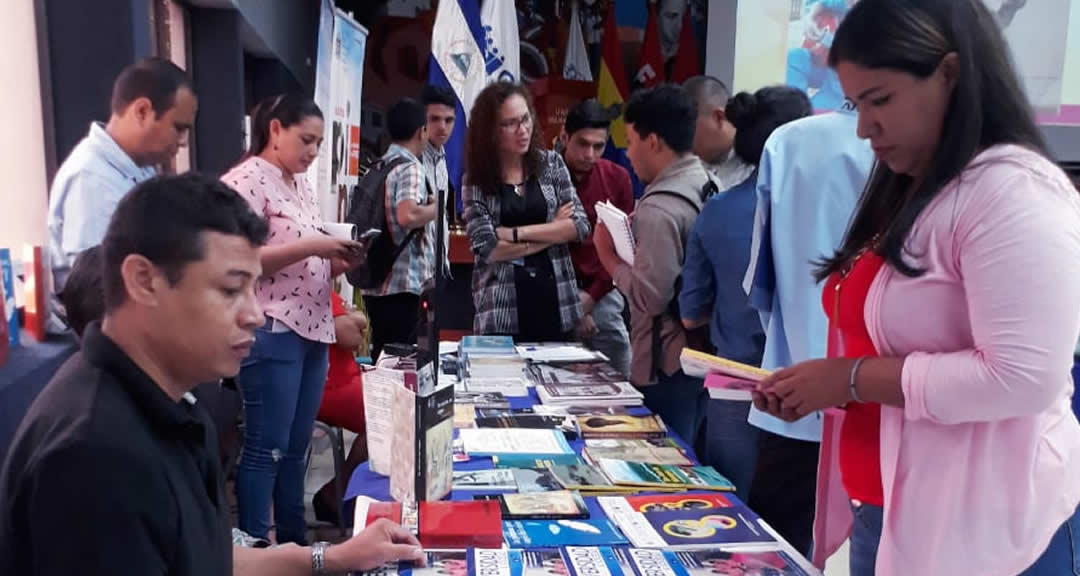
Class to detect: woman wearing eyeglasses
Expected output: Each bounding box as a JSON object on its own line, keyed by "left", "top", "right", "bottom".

{"left": 462, "top": 82, "right": 590, "bottom": 342}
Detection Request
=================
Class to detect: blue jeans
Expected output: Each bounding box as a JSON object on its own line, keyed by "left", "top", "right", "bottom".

{"left": 849, "top": 501, "right": 883, "bottom": 576}
{"left": 640, "top": 370, "right": 707, "bottom": 449}
{"left": 584, "top": 290, "right": 631, "bottom": 377}
{"left": 702, "top": 399, "right": 759, "bottom": 503}
{"left": 1020, "top": 503, "right": 1080, "bottom": 575}
{"left": 235, "top": 326, "right": 328, "bottom": 544}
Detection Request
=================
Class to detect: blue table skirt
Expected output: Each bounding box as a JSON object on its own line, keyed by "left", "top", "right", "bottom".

{"left": 345, "top": 387, "right": 698, "bottom": 505}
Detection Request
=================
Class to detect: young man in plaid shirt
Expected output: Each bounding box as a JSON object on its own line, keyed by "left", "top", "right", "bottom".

{"left": 362, "top": 99, "right": 437, "bottom": 359}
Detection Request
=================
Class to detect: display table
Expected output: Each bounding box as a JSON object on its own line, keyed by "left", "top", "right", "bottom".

{"left": 344, "top": 373, "right": 821, "bottom": 574}
{"left": 0, "top": 331, "right": 78, "bottom": 463}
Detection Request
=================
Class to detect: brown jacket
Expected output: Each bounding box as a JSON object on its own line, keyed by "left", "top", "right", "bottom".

{"left": 612, "top": 155, "right": 715, "bottom": 386}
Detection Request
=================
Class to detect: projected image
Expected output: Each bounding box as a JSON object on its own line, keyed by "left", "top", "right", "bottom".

{"left": 785, "top": 0, "right": 858, "bottom": 111}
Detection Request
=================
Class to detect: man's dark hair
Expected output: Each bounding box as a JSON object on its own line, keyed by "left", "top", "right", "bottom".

{"left": 683, "top": 75, "right": 731, "bottom": 116}
{"left": 102, "top": 173, "right": 269, "bottom": 311}
{"left": 623, "top": 84, "right": 696, "bottom": 154}
{"left": 564, "top": 99, "right": 618, "bottom": 137}
{"left": 421, "top": 85, "right": 457, "bottom": 109}
{"left": 110, "top": 57, "right": 193, "bottom": 117}
{"left": 387, "top": 98, "right": 427, "bottom": 142}
{"left": 58, "top": 246, "right": 104, "bottom": 338}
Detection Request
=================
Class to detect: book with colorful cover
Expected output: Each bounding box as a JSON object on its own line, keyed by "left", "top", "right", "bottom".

{"left": 616, "top": 493, "right": 733, "bottom": 513}
{"left": 547, "top": 463, "right": 628, "bottom": 494}
{"left": 492, "top": 453, "right": 585, "bottom": 469}
{"left": 390, "top": 379, "right": 455, "bottom": 503}
{"left": 452, "top": 469, "right": 518, "bottom": 492}
{"left": 597, "top": 460, "right": 735, "bottom": 492}
{"left": 679, "top": 348, "right": 772, "bottom": 382}
{"left": 503, "top": 518, "right": 629, "bottom": 548}
{"left": 460, "top": 335, "right": 517, "bottom": 355}
{"left": 704, "top": 373, "right": 757, "bottom": 402}
{"left": 578, "top": 414, "right": 667, "bottom": 440}
{"left": 563, "top": 547, "right": 632, "bottom": 576}
{"left": 669, "top": 548, "right": 812, "bottom": 576}
{"left": 521, "top": 549, "right": 569, "bottom": 576}
{"left": 582, "top": 439, "right": 693, "bottom": 467}
{"left": 537, "top": 382, "right": 644, "bottom": 407}
{"left": 493, "top": 490, "right": 589, "bottom": 519}
{"left": 640, "top": 506, "right": 775, "bottom": 548}
{"left": 21, "top": 245, "right": 46, "bottom": 342}
{"left": 397, "top": 551, "right": 470, "bottom": 576}
{"left": 469, "top": 549, "right": 525, "bottom": 576}
{"left": 512, "top": 468, "right": 565, "bottom": 493}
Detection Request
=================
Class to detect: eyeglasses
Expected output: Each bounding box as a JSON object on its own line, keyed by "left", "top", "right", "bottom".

{"left": 499, "top": 113, "right": 533, "bottom": 132}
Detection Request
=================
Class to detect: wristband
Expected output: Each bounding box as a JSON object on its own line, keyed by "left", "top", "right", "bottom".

{"left": 513, "top": 227, "right": 520, "bottom": 243}
{"left": 312, "top": 541, "right": 329, "bottom": 575}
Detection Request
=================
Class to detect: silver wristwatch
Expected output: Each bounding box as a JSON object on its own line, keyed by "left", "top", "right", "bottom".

{"left": 311, "top": 541, "right": 330, "bottom": 575}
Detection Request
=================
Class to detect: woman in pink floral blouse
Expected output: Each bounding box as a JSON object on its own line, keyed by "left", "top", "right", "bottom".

{"left": 222, "top": 94, "right": 360, "bottom": 544}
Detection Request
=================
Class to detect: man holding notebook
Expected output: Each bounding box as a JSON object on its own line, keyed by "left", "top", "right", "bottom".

{"left": 561, "top": 99, "right": 634, "bottom": 377}
{"left": 592, "top": 85, "right": 718, "bottom": 447}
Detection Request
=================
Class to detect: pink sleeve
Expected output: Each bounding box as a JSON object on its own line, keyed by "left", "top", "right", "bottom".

{"left": 222, "top": 164, "right": 269, "bottom": 218}
{"left": 902, "top": 170, "right": 1080, "bottom": 424}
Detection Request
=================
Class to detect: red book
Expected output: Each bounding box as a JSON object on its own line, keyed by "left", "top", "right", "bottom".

{"left": 418, "top": 500, "right": 503, "bottom": 549}
{"left": 22, "top": 245, "right": 46, "bottom": 342}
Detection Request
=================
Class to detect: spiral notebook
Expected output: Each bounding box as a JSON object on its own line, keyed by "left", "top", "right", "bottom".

{"left": 595, "top": 201, "right": 635, "bottom": 265}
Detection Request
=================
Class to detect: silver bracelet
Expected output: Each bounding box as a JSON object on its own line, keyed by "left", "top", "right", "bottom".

{"left": 311, "top": 541, "right": 329, "bottom": 575}
{"left": 849, "top": 357, "right": 868, "bottom": 403}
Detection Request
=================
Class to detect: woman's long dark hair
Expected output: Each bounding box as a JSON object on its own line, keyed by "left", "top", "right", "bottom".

{"left": 245, "top": 94, "right": 324, "bottom": 158}
{"left": 816, "top": 0, "right": 1046, "bottom": 280}
{"left": 725, "top": 85, "right": 812, "bottom": 167}
{"left": 465, "top": 82, "right": 544, "bottom": 196}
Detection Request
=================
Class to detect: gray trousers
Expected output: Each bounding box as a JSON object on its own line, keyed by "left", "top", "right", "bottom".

{"left": 584, "top": 290, "right": 631, "bottom": 377}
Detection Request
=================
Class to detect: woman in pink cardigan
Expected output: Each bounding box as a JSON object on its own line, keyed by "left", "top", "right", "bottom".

{"left": 753, "top": 1, "right": 1080, "bottom": 574}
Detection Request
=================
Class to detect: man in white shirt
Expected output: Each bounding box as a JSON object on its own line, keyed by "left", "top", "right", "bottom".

{"left": 421, "top": 85, "right": 456, "bottom": 274}
{"left": 48, "top": 57, "right": 196, "bottom": 298}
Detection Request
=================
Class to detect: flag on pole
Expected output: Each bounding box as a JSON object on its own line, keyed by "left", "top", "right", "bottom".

{"left": 481, "top": 0, "right": 520, "bottom": 82}
{"left": 596, "top": 1, "right": 644, "bottom": 197}
{"left": 563, "top": 0, "right": 594, "bottom": 82}
{"left": 634, "top": 2, "right": 665, "bottom": 88}
{"left": 669, "top": 4, "right": 700, "bottom": 83}
{"left": 429, "top": 0, "right": 487, "bottom": 207}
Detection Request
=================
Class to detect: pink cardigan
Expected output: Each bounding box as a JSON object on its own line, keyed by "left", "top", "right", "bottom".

{"left": 812, "top": 145, "right": 1080, "bottom": 575}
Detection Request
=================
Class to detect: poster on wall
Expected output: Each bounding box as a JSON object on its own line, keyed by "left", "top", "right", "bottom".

{"left": 307, "top": 2, "right": 368, "bottom": 224}
{"left": 785, "top": 0, "right": 856, "bottom": 112}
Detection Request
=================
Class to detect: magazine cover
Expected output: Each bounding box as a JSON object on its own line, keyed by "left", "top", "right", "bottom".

{"left": 512, "top": 468, "right": 564, "bottom": 493}
{"left": 548, "top": 463, "right": 621, "bottom": 491}
{"left": 504, "top": 519, "right": 629, "bottom": 548}
{"left": 620, "top": 493, "right": 733, "bottom": 513}
{"left": 531, "top": 362, "right": 628, "bottom": 385}
{"left": 598, "top": 461, "right": 735, "bottom": 491}
{"left": 582, "top": 438, "right": 692, "bottom": 467}
{"left": 469, "top": 549, "right": 525, "bottom": 576}
{"left": 625, "top": 549, "right": 685, "bottom": 576}
{"left": 494, "top": 454, "right": 584, "bottom": 469}
{"left": 400, "top": 551, "right": 469, "bottom": 576}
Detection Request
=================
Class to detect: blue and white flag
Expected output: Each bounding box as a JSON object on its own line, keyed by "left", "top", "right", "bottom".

{"left": 481, "top": 0, "right": 520, "bottom": 83}
{"left": 563, "top": 0, "right": 593, "bottom": 81}
{"left": 429, "top": 0, "right": 486, "bottom": 205}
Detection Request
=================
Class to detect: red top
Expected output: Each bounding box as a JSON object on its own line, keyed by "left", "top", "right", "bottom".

{"left": 325, "top": 292, "right": 360, "bottom": 392}
{"left": 568, "top": 158, "right": 634, "bottom": 304}
{"left": 822, "top": 251, "right": 885, "bottom": 506}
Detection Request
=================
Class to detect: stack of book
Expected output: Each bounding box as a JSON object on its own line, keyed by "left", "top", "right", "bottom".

{"left": 528, "top": 361, "right": 643, "bottom": 408}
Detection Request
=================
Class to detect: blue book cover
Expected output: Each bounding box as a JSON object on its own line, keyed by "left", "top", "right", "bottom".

{"left": 563, "top": 547, "right": 631, "bottom": 576}
{"left": 469, "top": 549, "right": 524, "bottom": 576}
{"left": 0, "top": 248, "right": 17, "bottom": 347}
{"left": 670, "top": 549, "right": 812, "bottom": 576}
{"left": 503, "top": 519, "right": 628, "bottom": 548}
{"left": 397, "top": 550, "right": 469, "bottom": 576}
{"left": 643, "top": 505, "right": 775, "bottom": 548}
{"left": 460, "top": 335, "right": 516, "bottom": 355}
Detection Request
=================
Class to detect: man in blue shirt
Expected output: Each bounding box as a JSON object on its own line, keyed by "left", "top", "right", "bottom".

{"left": 47, "top": 58, "right": 196, "bottom": 303}
{"left": 741, "top": 101, "right": 873, "bottom": 556}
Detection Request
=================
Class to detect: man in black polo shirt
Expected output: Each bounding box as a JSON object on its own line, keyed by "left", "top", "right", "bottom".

{"left": 0, "top": 174, "right": 424, "bottom": 575}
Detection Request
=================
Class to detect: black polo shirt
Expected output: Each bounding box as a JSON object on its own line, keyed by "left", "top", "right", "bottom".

{"left": 0, "top": 322, "right": 232, "bottom": 575}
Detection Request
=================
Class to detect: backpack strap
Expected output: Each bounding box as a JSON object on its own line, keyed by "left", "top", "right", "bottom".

{"left": 386, "top": 167, "right": 435, "bottom": 266}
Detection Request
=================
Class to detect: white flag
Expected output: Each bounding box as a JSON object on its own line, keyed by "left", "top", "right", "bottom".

{"left": 481, "top": 0, "right": 520, "bottom": 83}
{"left": 431, "top": 0, "right": 486, "bottom": 121}
{"left": 563, "top": 0, "right": 593, "bottom": 82}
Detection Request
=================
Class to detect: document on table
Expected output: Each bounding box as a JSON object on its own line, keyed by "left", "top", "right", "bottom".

{"left": 459, "top": 428, "right": 574, "bottom": 456}
{"left": 362, "top": 367, "right": 403, "bottom": 476}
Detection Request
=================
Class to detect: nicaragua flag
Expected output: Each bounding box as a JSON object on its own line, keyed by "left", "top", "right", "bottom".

{"left": 481, "top": 0, "right": 520, "bottom": 83}
{"left": 429, "top": 0, "right": 487, "bottom": 209}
